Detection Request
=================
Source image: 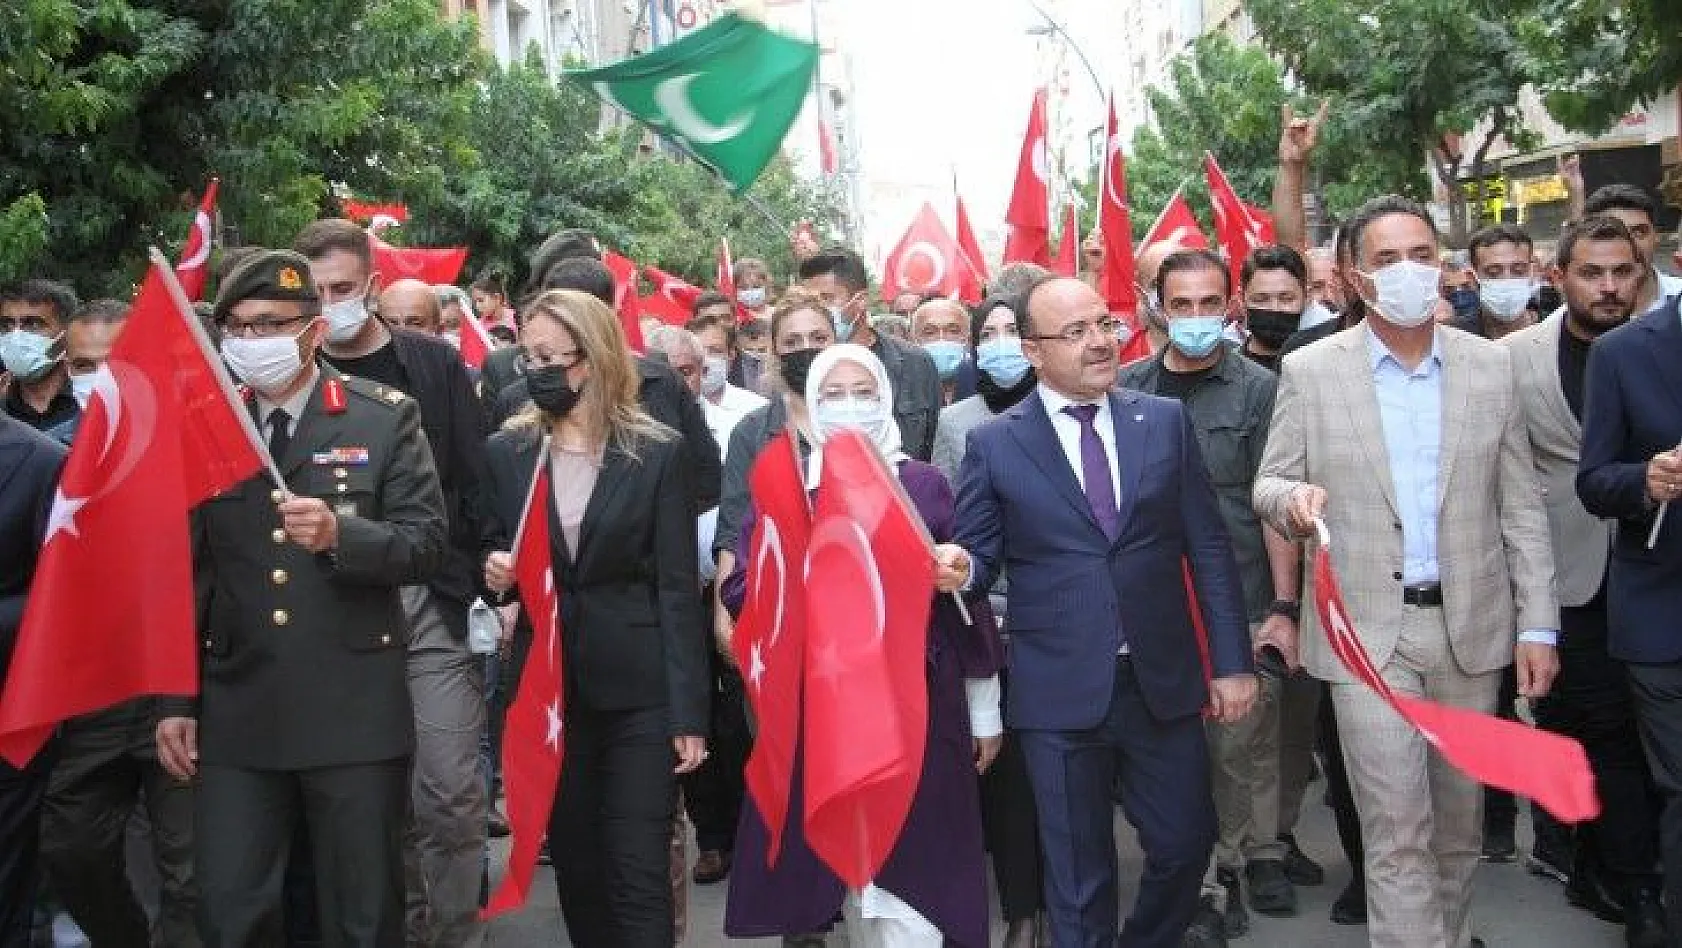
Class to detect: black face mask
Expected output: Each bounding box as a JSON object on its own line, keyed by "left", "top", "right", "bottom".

{"left": 527, "top": 365, "right": 582, "bottom": 419}
{"left": 779, "top": 346, "right": 821, "bottom": 394}
{"left": 1245, "top": 308, "right": 1300, "bottom": 349}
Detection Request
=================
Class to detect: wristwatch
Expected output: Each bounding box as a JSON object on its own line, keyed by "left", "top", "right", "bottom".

{"left": 1267, "top": 599, "right": 1301, "bottom": 622}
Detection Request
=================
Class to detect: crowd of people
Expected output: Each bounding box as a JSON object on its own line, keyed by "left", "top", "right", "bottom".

{"left": 2, "top": 116, "right": 1682, "bottom": 948}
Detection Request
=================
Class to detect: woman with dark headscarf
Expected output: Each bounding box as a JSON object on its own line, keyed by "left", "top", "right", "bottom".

{"left": 930, "top": 294, "right": 1038, "bottom": 484}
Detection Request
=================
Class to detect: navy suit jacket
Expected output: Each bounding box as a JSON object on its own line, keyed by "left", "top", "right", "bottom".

{"left": 0, "top": 414, "right": 66, "bottom": 689}
{"left": 954, "top": 387, "right": 1251, "bottom": 730}
{"left": 1576, "top": 298, "right": 1682, "bottom": 663}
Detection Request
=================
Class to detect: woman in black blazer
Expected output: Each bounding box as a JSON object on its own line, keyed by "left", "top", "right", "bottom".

{"left": 482, "top": 288, "right": 708, "bottom": 946}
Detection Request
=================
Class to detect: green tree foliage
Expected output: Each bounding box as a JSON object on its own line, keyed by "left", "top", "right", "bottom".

{"left": 1247, "top": 0, "right": 1540, "bottom": 244}
{"left": 1095, "top": 34, "right": 1425, "bottom": 244}
{"left": 1516, "top": 0, "right": 1682, "bottom": 134}
{"left": 1, "top": 1, "right": 842, "bottom": 297}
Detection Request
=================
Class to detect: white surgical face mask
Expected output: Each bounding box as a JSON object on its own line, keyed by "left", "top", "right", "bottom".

{"left": 222, "top": 326, "right": 309, "bottom": 395}
{"left": 69, "top": 368, "right": 104, "bottom": 407}
{"left": 323, "top": 296, "right": 371, "bottom": 344}
{"left": 1361, "top": 259, "right": 1442, "bottom": 329}
{"left": 813, "top": 395, "right": 892, "bottom": 446}
{"left": 700, "top": 354, "right": 729, "bottom": 396}
{"left": 737, "top": 287, "right": 766, "bottom": 308}
{"left": 1480, "top": 277, "right": 1535, "bottom": 322}
{"left": 0, "top": 330, "right": 62, "bottom": 382}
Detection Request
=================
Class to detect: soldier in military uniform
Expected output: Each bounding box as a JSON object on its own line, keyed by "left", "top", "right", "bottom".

{"left": 154, "top": 250, "right": 447, "bottom": 948}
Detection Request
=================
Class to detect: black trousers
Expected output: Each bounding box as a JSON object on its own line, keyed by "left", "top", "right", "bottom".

{"left": 0, "top": 742, "right": 53, "bottom": 948}
{"left": 1536, "top": 595, "right": 1660, "bottom": 900}
{"left": 682, "top": 654, "right": 750, "bottom": 854}
{"left": 1316, "top": 684, "right": 1365, "bottom": 885}
{"left": 980, "top": 670, "right": 1044, "bottom": 924}
{"left": 1624, "top": 658, "right": 1682, "bottom": 938}
{"left": 41, "top": 701, "right": 199, "bottom": 947}
{"left": 551, "top": 705, "right": 677, "bottom": 948}
{"left": 197, "top": 758, "right": 409, "bottom": 948}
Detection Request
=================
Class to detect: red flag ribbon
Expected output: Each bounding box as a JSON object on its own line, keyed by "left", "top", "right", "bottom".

{"left": 1310, "top": 521, "right": 1599, "bottom": 823}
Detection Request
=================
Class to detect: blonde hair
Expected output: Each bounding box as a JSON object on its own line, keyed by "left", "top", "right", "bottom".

{"left": 504, "top": 289, "right": 673, "bottom": 456}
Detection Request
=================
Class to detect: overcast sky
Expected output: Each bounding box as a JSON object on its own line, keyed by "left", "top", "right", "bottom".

{"left": 832, "top": 0, "right": 1124, "bottom": 263}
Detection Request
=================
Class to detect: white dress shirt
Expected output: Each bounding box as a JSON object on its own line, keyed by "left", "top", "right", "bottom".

{"left": 701, "top": 383, "right": 768, "bottom": 464}
{"left": 1036, "top": 383, "right": 1122, "bottom": 512}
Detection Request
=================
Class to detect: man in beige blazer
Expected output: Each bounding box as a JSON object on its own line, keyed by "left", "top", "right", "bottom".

{"left": 1500, "top": 215, "right": 1665, "bottom": 947}
{"left": 1253, "top": 195, "right": 1559, "bottom": 948}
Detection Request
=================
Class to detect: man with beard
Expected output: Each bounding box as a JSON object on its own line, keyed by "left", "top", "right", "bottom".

{"left": 1501, "top": 215, "right": 1665, "bottom": 946}
{"left": 1577, "top": 214, "right": 1682, "bottom": 945}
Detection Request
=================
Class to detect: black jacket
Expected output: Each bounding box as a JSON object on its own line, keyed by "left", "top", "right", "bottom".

{"left": 490, "top": 356, "right": 721, "bottom": 511}
{"left": 376, "top": 328, "right": 491, "bottom": 621}
{"left": 0, "top": 415, "right": 66, "bottom": 688}
{"left": 481, "top": 427, "right": 708, "bottom": 735}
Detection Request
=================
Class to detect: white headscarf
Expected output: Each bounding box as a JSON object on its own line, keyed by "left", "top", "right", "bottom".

{"left": 802, "top": 343, "right": 906, "bottom": 487}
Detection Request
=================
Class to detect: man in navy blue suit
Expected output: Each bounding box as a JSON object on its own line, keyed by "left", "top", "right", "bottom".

{"left": 0, "top": 412, "right": 67, "bottom": 948}
{"left": 947, "top": 275, "right": 1256, "bottom": 947}
{"left": 1577, "top": 288, "right": 1682, "bottom": 941}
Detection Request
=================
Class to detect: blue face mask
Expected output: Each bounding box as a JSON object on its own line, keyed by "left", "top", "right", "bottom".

{"left": 922, "top": 340, "right": 966, "bottom": 380}
{"left": 0, "top": 330, "right": 62, "bottom": 382}
{"left": 1447, "top": 287, "right": 1480, "bottom": 325}
{"left": 830, "top": 306, "right": 856, "bottom": 343}
{"left": 975, "top": 337, "right": 1030, "bottom": 386}
{"left": 1167, "top": 316, "right": 1226, "bottom": 360}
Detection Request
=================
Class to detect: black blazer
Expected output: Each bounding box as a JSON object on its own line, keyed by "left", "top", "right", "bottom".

{"left": 0, "top": 415, "right": 66, "bottom": 687}
{"left": 482, "top": 426, "right": 708, "bottom": 736}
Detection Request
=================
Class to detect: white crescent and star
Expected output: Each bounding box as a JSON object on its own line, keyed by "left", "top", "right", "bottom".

{"left": 752, "top": 517, "right": 788, "bottom": 650}
{"left": 180, "top": 211, "right": 212, "bottom": 270}
{"left": 46, "top": 361, "right": 158, "bottom": 545}
{"left": 652, "top": 74, "right": 755, "bottom": 145}
{"left": 1104, "top": 134, "right": 1127, "bottom": 210}
{"left": 1030, "top": 136, "right": 1049, "bottom": 184}
{"left": 544, "top": 700, "right": 563, "bottom": 750}
{"left": 897, "top": 241, "right": 947, "bottom": 294}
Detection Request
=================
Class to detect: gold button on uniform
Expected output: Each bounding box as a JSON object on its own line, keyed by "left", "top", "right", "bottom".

{"left": 271, "top": 569, "right": 288, "bottom": 585}
{"left": 272, "top": 528, "right": 286, "bottom": 544}
{"left": 336, "top": 483, "right": 349, "bottom": 493}
{"left": 272, "top": 609, "right": 290, "bottom": 626}
{"left": 271, "top": 489, "right": 285, "bottom": 503}
{"left": 334, "top": 467, "right": 348, "bottom": 478}
{"left": 379, "top": 634, "right": 392, "bottom": 645}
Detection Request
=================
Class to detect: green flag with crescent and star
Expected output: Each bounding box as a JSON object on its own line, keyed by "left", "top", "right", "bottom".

{"left": 566, "top": 13, "right": 819, "bottom": 192}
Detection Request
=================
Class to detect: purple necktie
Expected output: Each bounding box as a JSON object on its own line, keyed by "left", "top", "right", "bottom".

{"left": 1064, "top": 404, "right": 1119, "bottom": 539}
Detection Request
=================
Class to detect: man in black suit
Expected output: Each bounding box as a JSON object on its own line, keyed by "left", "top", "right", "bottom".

{"left": 0, "top": 413, "right": 65, "bottom": 948}
{"left": 156, "top": 250, "right": 448, "bottom": 947}
{"left": 294, "top": 219, "right": 492, "bottom": 948}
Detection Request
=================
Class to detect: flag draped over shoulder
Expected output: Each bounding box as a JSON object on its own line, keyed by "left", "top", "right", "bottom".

{"left": 567, "top": 13, "right": 819, "bottom": 192}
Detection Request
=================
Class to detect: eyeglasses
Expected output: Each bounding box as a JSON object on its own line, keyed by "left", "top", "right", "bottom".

{"left": 519, "top": 348, "right": 584, "bottom": 371}
{"left": 1026, "top": 318, "right": 1125, "bottom": 344}
{"left": 223, "top": 316, "right": 307, "bottom": 338}
{"left": 0, "top": 315, "right": 53, "bottom": 333}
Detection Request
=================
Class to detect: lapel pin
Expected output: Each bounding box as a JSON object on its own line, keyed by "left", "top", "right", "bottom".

{"left": 1134, "top": 413, "right": 1145, "bottom": 422}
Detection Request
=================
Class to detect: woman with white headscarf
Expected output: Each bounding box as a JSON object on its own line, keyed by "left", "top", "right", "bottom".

{"left": 720, "top": 344, "right": 1003, "bottom": 948}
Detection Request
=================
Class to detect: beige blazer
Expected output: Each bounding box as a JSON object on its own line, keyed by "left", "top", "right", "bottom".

{"left": 1499, "top": 319, "right": 1613, "bottom": 607}
{"left": 1253, "top": 324, "right": 1559, "bottom": 683}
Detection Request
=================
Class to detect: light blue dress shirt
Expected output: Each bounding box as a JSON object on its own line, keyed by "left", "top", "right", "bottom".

{"left": 1367, "top": 332, "right": 1442, "bottom": 585}
{"left": 1365, "top": 330, "right": 1557, "bottom": 646}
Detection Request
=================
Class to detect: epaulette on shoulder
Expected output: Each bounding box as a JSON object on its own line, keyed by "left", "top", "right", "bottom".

{"left": 341, "top": 375, "right": 411, "bottom": 409}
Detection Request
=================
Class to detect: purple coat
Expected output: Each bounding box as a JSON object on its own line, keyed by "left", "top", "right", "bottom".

{"left": 721, "top": 460, "right": 1002, "bottom": 947}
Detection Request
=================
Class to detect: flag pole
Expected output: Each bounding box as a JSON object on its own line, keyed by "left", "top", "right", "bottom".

{"left": 147, "top": 247, "right": 287, "bottom": 494}
{"left": 509, "top": 435, "right": 551, "bottom": 569}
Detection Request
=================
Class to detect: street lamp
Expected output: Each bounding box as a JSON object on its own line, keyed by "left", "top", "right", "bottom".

{"left": 1023, "top": 1, "right": 1105, "bottom": 101}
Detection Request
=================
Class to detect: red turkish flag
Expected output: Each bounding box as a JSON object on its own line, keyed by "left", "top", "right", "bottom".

{"left": 734, "top": 432, "right": 812, "bottom": 864}
{"left": 803, "top": 430, "right": 931, "bottom": 888}
{"left": 1204, "top": 153, "right": 1271, "bottom": 293}
{"left": 1003, "top": 90, "right": 1051, "bottom": 266}
{"left": 715, "top": 237, "right": 750, "bottom": 323}
{"left": 1097, "top": 100, "right": 1138, "bottom": 314}
{"left": 369, "top": 234, "right": 468, "bottom": 285}
{"left": 457, "top": 310, "right": 496, "bottom": 371}
{"left": 1310, "top": 542, "right": 1599, "bottom": 823}
{"left": 1053, "top": 203, "right": 1079, "bottom": 277}
{"left": 641, "top": 265, "right": 703, "bottom": 326}
{"left": 174, "top": 179, "right": 219, "bottom": 302}
{"left": 954, "top": 194, "right": 989, "bottom": 304}
{"left": 483, "top": 454, "right": 566, "bottom": 916}
{"left": 600, "top": 250, "right": 646, "bottom": 352}
{"left": 342, "top": 199, "right": 410, "bottom": 228}
{"left": 1140, "top": 189, "right": 1209, "bottom": 251}
{"left": 880, "top": 203, "right": 973, "bottom": 302}
{"left": 1244, "top": 202, "right": 1277, "bottom": 243}
{"left": 0, "top": 263, "right": 265, "bottom": 765}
